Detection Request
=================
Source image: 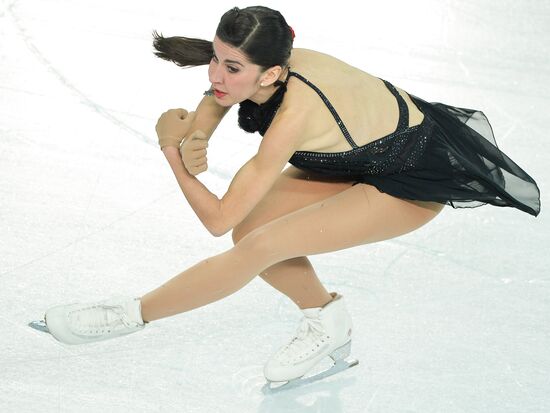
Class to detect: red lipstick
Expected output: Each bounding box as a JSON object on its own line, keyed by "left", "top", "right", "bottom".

{"left": 214, "top": 89, "right": 227, "bottom": 98}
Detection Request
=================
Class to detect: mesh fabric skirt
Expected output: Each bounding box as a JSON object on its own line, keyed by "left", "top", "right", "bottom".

{"left": 357, "top": 95, "right": 541, "bottom": 216}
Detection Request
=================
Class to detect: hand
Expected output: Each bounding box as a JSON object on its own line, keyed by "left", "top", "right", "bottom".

{"left": 180, "top": 130, "right": 208, "bottom": 176}
{"left": 156, "top": 109, "right": 196, "bottom": 149}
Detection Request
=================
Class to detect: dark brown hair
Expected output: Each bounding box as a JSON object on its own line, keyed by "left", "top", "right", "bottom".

{"left": 152, "top": 6, "right": 293, "bottom": 71}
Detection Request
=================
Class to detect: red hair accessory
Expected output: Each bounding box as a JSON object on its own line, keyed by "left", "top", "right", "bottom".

{"left": 289, "top": 26, "right": 295, "bottom": 40}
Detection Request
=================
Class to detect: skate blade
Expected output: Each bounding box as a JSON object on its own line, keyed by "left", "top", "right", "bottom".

{"left": 28, "top": 320, "right": 50, "bottom": 334}
{"left": 262, "top": 358, "right": 359, "bottom": 394}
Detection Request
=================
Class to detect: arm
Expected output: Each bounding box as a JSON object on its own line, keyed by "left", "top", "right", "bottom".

{"left": 156, "top": 95, "right": 229, "bottom": 150}
{"left": 184, "top": 94, "right": 230, "bottom": 141}
{"left": 164, "top": 108, "right": 304, "bottom": 237}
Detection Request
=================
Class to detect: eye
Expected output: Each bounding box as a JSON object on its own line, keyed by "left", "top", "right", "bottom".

{"left": 211, "top": 54, "right": 239, "bottom": 73}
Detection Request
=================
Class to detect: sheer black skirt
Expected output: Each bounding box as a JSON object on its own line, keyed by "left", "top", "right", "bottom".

{"left": 356, "top": 96, "right": 541, "bottom": 216}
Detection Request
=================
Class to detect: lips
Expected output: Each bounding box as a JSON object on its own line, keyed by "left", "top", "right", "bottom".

{"left": 214, "top": 89, "right": 227, "bottom": 98}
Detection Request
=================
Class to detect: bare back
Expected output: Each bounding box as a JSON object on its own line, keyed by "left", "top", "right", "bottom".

{"left": 281, "top": 48, "right": 424, "bottom": 153}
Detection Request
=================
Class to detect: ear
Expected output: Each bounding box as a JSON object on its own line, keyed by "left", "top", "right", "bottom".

{"left": 260, "top": 65, "right": 283, "bottom": 87}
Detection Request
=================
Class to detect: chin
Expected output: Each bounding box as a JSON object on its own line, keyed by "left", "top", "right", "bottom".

{"left": 216, "top": 98, "right": 235, "bottom": 107}
{"left": 219, "top": 94, "right": 249, "bottom": 107}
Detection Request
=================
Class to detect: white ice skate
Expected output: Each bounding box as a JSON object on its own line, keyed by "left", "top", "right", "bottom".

{"left": 28, "top": 296, "right": 145, "bottom": 345}
{"left": 262, "top": 292, "right": 359, "bottom": 393}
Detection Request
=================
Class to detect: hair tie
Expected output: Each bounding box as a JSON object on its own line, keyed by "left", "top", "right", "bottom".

{"left": 289, "top": 26, "right": 295, "bottom": 40}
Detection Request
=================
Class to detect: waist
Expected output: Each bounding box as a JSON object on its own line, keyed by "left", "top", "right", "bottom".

{"left": 289, "top": 117, "right": 434, "bottom": 176}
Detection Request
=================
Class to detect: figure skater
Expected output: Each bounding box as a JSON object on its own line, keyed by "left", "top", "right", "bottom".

{"left": 32, "top": 6, "right": 540, "bottom": 388}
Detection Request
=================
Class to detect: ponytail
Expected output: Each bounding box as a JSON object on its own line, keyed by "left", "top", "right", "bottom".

{"left": 152, "top": 6, "right": 292, "bottom": 71}
{"left": 152, "top": 30, "right": 213, "bottom": 68}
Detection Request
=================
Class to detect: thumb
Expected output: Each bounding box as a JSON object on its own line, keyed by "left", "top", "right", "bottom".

{"left": 190, "top": 129, "right": 207, "bottom": 140}
{"left": 185, "top": 111, "right": 196, "bottom": 122}
{"left": 176, "top": 108, "right": 189, "bottom": 119}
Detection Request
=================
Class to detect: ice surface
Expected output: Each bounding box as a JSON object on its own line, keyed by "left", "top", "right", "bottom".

{"left": 1, "top": 0, "right": 549, "bottom": 412}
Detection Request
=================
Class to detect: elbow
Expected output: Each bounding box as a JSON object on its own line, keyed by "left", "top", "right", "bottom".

{"left": 208, "top": 227, "right": 227, "bottom": 238}
{"left": 207, "top": 200, "right": 235, "bottom": 237}
{"left": 207, "top": 219, "right": 231, "bottom": 238}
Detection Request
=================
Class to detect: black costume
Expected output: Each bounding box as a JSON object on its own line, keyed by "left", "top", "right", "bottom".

{"left": 237, "top": 70, "right": 540, "bottom": 216}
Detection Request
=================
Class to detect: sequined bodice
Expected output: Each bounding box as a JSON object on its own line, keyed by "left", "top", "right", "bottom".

{"left": 237, "top": 70, "right": 433, "bottom": 178}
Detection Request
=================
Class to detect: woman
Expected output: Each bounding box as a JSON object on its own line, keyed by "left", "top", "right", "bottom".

{"left": 33, "top": 6, "right": 540, "bottom": 385}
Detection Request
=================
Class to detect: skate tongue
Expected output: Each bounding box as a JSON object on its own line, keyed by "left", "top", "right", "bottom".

{"left": 302, "top": 308, "right": 322, "bottom": 318}
{"left": 301, "top": 294, "right": 340, "bottom": 318}
{"left": 125, "top": 298, "right": 144, "bottom": 325}
{"left": 75, "top": 305, "right": 125, "bottom": 330}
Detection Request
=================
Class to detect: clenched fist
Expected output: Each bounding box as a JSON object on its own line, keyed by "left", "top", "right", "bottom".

{"left": 180, "top": 130, "right": 208, "bottom": 176}
{"left": 156, "top": 109, "right": 196, "bottom": 149}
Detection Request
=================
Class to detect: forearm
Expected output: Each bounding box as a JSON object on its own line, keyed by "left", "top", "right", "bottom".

{"left": 162, "top": 146, "right": 223, "bottom": 236}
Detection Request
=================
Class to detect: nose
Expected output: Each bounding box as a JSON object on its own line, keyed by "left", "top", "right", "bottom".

{"left": 208, "top": 62, "right": 224, "bottom": 85}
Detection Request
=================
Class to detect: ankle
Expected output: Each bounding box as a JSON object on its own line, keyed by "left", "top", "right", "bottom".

{"left": 297, "top": 293, "right": 334, "bottom": 310}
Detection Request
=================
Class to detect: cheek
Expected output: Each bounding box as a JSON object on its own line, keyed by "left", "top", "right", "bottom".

{"left": 233, "top": 73, "right": 257, "bottom": 91}
{"left": 223, "top": 76, "right": 245, "bottom": 96}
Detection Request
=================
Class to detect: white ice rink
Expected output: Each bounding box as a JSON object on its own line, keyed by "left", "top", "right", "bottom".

{"left": 1, "top": 0, "right": 549, "bottom": 412}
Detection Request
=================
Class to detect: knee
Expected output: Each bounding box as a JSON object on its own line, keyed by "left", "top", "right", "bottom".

{"left": 233, "top": 226, "right": 286, "bottom": 265}
{"left": 232, "top": 227, "right": 272, "bottom": 280}
{"left": 231, "top": 221, "right": 263, "bottom": 246}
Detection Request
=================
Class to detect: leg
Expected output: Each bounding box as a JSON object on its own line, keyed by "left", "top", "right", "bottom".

{"left": 254, "top": 257, "right": 332, "bottom": 310}
{"left": 232, "top": 166, "right": 355, "bottom": 309}
{"left": 140, "top": 183, "right": 444, "bottom": 322}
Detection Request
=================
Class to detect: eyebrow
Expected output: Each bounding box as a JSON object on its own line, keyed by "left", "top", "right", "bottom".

{"left": 212, "top": 48, "right": 245, "bottom": 67}
{"left": 224, "top": 59, "right": 244, "bottom": 67}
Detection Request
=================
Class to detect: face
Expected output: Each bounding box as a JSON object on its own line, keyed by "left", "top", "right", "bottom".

{"left": 208, "top": 36, "right": 279, "bottom": 106}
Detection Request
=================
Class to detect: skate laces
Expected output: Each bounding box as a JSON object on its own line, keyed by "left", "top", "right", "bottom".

{"left": 69, "top": 304, "right": 137, "bottom": 335}
{"left": 281, "top": 315, "right": 326, "bottom": 356}
{"left": 297, "top": 316, "right": 324, "bottom": 340}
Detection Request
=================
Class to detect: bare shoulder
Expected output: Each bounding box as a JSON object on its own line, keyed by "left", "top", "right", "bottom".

{"left": 282, "top": 47, "right": 381, "bottom": 110}
{"left": 288, "top": 48, "right": 378, "bottom": 81}
{"left": 290, "top": 48, "right": 349, "bottom": 66}
{"left": 274, "top": 48, "right": 412, "bottom": 152}
{"left": 273, "top": 48, "right": 370, "bottom": 143}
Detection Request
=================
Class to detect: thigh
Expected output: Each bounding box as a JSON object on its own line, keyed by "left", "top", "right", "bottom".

{"left": 236, "top": 183, "right": 445, "bottom": 264}
{"left": 232, "top": 165, "right": 355, "bottom": 242}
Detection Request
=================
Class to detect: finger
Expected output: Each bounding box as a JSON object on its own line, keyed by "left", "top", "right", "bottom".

{"left": 184, "top": 111, "right": 196, "bottom": 122}
{"left": 191, "top": 143, "right": 208, "bottom": 152}
{"left": 192, "top": 157, "right": 207, "bottom": 165}
{"left": 191, "top": 156, "right": 207, "bottom": 166}
{"left": 188, "top": 139, "right": 208, "bottom": 149}
{"left": 191, "top": 165, "right": 207, "bottom": 175}
{"left": 189, "top": 153, "right": 205, "bottom": 162}
{"left": 190, "top": 137, "right": 207, "bottom": 144}
{"left": 195, "top": 161, "right": 208, "bottom": 169}
{"left": 173, "top": 108, "right": 189, "bottom": 119}
{"left": 190, "top": 140, "right": 208, "bottom": 150}
{"left": 190, "top": 130, "right": 207, "bottom": 140}
{"left": 192, "top": 157, "right": 207, "bottom": 166}
{"left": 178, "top": 109, "right": 189, "bottom": 120}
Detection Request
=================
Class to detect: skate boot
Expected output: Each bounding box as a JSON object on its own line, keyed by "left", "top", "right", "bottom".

{"left": 39, "top": 296, "right": 145, "bottom": 345}
{"left": 263, "top": 292, "right": 358, "bottom": 391}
